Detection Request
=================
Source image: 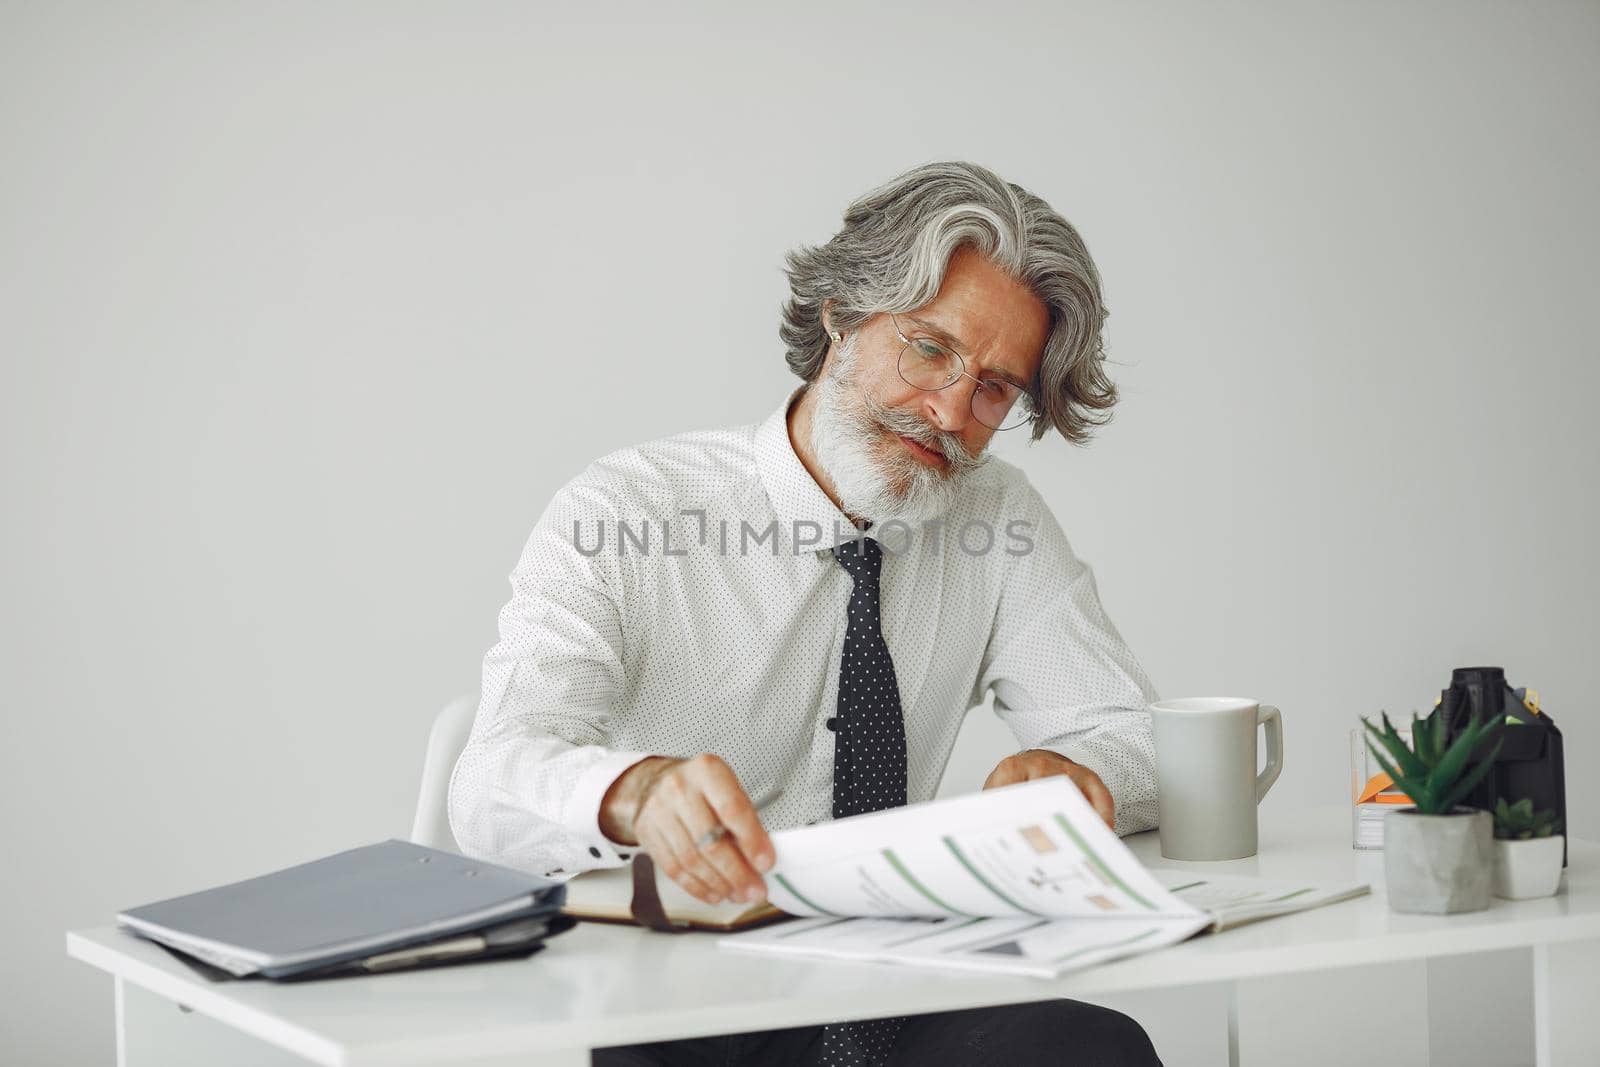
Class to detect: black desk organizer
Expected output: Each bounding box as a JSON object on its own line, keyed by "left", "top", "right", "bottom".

{"left": 1438, "top": 665, "right": 1567, "bottom": 867}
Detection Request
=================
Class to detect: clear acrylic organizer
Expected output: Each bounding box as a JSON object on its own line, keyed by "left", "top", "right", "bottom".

{"left": 1350, "top": 723, "right": 1412, "bottom": 850}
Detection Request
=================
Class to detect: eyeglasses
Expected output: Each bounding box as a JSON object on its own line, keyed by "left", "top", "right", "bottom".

{"left": 891, "top": 314, "right": 1037, "bottom": 431}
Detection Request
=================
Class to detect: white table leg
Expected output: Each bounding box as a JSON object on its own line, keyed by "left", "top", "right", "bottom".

{"left": 115, "top": 977, "right": 128, "bottom": 1067}
{"left": 1225, "top": 980, "right": 1240, "bottom": 1067}
{"left": 1533, "top": 938, "right": 1600, "bottom": 1067}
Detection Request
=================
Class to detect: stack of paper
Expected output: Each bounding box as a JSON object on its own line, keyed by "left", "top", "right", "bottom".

{"left": 1355, "top": 805, "right": 1388, "bottom": 849}
{"left": 1151, "top": 871, "right": 1370, "bottom": 931}
{"left": 1353, "top": 771, "right": 1412, "bottom": 850}
{"left": 717, "top": 778, "right": 1368, "bottom": 979}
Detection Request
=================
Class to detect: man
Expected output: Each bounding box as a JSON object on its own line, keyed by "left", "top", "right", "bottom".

{"left": 449, "top": 161, "right": 1164, "bottom": 1066}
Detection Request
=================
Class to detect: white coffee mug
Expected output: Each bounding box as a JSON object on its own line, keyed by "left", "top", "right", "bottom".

{"left": 1151, "top": 697, "right": 1284, "bottom": 860}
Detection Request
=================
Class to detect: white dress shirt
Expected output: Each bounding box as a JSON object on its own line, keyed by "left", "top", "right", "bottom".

{"left": 448, "top": 386, "right": 1161, "bottom": 879}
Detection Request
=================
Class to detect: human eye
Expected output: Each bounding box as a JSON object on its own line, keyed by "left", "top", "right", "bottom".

{"left": 910, "top": 337, "right": 952, "bottom": 362}
{"left": 976, "top": 376, "right": 1015, "bottom": 399}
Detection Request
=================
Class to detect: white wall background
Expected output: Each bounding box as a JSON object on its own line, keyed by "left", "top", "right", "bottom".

{"left": 3, "top": 2, "right": 1595, "bottom": 1063}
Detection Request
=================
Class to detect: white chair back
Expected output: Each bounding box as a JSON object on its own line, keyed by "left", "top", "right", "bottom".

{"left": 410, "top": 693, "right": 479, "bottom": 852}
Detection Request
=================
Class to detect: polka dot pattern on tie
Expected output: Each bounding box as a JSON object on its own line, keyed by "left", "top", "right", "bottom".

{"left": 820, "top": 535, "right": 910, "bottom": 1065}
{"left": 829, "top": 537, "right": 909, "bottom": 819}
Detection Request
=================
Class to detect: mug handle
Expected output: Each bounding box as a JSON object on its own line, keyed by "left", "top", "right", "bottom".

{"left": 1256, "top": 704, "right": 1284, "bottom": 803}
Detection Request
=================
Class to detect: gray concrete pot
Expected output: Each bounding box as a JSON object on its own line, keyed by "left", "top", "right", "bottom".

{"left": 1383, "top": 807, "right": 1493, "bottom": 914}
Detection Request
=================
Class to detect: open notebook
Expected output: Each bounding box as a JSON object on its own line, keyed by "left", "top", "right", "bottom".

{"left": 562, "top": 858, "right": 786, "bottom": 932}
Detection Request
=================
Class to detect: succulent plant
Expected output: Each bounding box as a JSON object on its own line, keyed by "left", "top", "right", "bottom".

{"left": 1361, "top": 709, "right": 1504, "bottom": 816}
{"left": 1493, "top": 797, "right": 1564, "bottom": 840}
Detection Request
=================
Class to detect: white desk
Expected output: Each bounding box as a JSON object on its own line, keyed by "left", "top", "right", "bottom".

{"left": 68, "top": 807, "right": 1600, "bottom": 1067}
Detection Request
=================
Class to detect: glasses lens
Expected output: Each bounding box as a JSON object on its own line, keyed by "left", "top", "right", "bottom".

{"left": 896, "top": 325, "right": 1035, "bottom": 431}
{"left": 972, "top": 380, "right": 1034, "bottom": 431}
{"left": 898, "top": 338, "right": 960, "bottom": 390}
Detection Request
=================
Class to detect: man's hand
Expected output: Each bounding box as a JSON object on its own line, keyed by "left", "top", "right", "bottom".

{"left": 599, "top": 754, "right": 774, "bottom": 906}
{"left": 983, "top": 749, "right": 1116, "bottom": 829}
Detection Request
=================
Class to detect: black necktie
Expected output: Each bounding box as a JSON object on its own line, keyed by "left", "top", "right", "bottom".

{"left": 820, "top": 536, "right": 909, "bottom": 1065}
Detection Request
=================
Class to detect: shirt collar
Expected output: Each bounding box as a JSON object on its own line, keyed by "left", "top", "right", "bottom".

{"left": 754, "top": 385, "right": 863, "bottom": 555}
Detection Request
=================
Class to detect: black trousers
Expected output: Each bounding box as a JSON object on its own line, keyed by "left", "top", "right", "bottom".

{"left": 592, "top": 999, "right": 1163, "bottom": 1067}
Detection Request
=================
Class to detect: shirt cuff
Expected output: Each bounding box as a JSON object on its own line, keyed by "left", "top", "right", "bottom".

{"left": 563, "top": 750, "right": 658, "bottom": 866}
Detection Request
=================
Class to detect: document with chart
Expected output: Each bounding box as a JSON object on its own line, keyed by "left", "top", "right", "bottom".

{"left": 719, "top": 777, "right": 1365, "bottom": 978}
{"left": 759, "top": 777, "right": 1187, "bottom": 920}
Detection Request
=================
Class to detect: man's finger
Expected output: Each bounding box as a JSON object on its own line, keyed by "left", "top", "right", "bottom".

{"left": 668, "top": 808, "right": 739, "bottom": 902}
{"left": 1073, "top": 769, "right": 1116, "bottom": 828}
{"left": 702, "top": 776, "right": 775, "bottom": 874}
{"left": 690, "top": 756, "right": 775, "bottom": 873}
{"left": 680, "top": 793, "right": 765, "bottom": 903}
{"left": 982, "top": 760, "right": 1024, "bottom": 790}
{"left": 637, "top": 761, "right": 738, "bottom": 902}
{"left": 641, "top": 785, "right": 734, "bottom": 903}
{"left": 637, "top": 817, "right": 720, "bottom": 903}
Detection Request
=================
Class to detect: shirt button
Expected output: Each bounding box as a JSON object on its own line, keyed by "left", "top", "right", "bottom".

{"left": 588, "top": 846, "right": 602, "bottom": 858}
{"left": 825, "top": 717, "right": 838, "bottom": 731}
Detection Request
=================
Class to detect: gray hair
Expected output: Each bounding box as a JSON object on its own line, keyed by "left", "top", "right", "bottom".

{"left": 780, "top": 161, "right": 1116, "bottom": 445}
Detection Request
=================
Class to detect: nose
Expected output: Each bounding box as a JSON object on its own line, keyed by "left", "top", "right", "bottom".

{"left": 921, "top": 375, "right": 979, "bottom": 435}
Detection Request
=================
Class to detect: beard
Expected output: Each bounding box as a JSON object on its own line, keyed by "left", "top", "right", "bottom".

{"left": 808, "top": 333, "right": 989, "bottom": 526}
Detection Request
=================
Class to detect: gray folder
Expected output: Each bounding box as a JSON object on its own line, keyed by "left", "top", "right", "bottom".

{"left": 118, "top": 839, "right": 565, "bottom": 977}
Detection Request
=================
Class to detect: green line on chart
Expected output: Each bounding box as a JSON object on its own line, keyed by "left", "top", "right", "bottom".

{"left": 773, "top": 874, "right": 837, "bottom": 916}
{"left": 941, "top": 837, "right": 1037, "bottom": 914}
{"left": 1051, "top": 813, "right": 1157, "bottom": 911}
{"left": 884, "top": 849, "right": 973, "bottom": 916}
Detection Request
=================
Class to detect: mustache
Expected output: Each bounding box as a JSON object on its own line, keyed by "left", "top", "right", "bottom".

{"left": 865, "top": 396, "right": 983, "bottom": 472}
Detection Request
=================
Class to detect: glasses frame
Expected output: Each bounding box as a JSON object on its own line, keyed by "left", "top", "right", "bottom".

{"left": 890, "top": 314, "right": 1038, "bottom": 432}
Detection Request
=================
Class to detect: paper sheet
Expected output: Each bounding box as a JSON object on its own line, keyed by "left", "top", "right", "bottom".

{"left": 762, "top": 777, "right": 1199, "bottom": 920}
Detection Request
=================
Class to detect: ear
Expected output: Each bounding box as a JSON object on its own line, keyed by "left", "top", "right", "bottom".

{"left": 821, "top": 300, "right": 845, "bottom": 345}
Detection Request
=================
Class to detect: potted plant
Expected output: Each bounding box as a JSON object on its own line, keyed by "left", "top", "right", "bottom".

{"left": 1362, "top": 708, "right": 1504, "bottom": 914}
{"left": 1491, "top": 797, "right": 1565, "bottom": 899}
